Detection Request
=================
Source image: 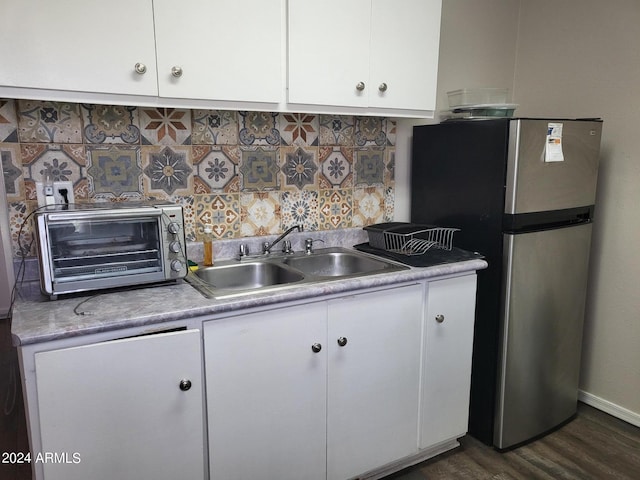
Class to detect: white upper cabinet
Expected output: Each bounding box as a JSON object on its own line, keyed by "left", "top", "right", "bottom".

{"left": 154, "top": 0, "right": 282, "bottom": 103}
{"left": 287, "top": 0, "right": 442, "bottom": 114}
{"left": 0, "top": 0, "right": 158, "bottom": 96}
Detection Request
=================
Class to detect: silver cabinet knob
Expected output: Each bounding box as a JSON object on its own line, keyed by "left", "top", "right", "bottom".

{"left": 337, "top": 337, "right": 348, "bottom": 347}
{"left": 356, "top": 81, "right": 365, "bottom": 91}
{"left": 179, "top": 379, "right": 192, "bottom": 391}
{"left": 435, "top": 314, "right": 445, "bottom": 323}
{"left": 134, "top": 63, "right": 147, "bottom": 74}
{"left": 378, "top": 82, "right": 388, "bottom": 92}
{"left": 311, "top": 343, "right": 322, "bottom": 353}
{"left": 171, "top": 66, "right": 183, "bottom": 78}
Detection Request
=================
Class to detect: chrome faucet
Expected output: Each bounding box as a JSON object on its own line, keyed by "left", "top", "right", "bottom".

{"left": 262, "top": 225, "right": 303, "bottom": 254}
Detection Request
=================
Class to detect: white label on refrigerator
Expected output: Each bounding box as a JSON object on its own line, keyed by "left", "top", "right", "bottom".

{"left": 545, "top": 122, "right": 564, "bottom": 162}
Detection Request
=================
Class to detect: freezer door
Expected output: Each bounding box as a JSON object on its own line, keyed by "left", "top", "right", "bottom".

{"left": 505, "top": 120, "right": 601, "bottom": 214}
{"left": 494, "top": 222, "right": 592, "bottom": 449}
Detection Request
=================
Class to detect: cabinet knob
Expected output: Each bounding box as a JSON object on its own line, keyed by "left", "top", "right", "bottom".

{"left": 337, "top": 337, "right": 348, "bottom": 347}
{"left": 179, "top": 379, "right": 192, "bottom": 391}
{"left": 378, "top": 82, "right": 388, "bottom": 92}
{"left": 435, "top": 314, "right": 445, "bottom": 323}
{"left": 134, "top": 63, "right": 147, "bottom": 75}
{"left": 311, "top": 343, "right": 322, "bottom": 353}
{"left": 356, "top": 81, "right": 365, "bottom": 91}
{"left": 171, "top": 66, "right": 183, "bottom": 78}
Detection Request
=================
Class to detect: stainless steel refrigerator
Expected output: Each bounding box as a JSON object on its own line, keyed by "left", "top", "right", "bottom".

{"left": 410, "top": 118, "right": 602, "bottom": 449}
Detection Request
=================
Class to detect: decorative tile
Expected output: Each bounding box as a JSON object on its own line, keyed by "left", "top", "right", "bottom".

{"left": 81, "top": 104, "right": 140, "bottom": 144}
{"left": 0, "top": 100, "right": 18, "bottom": 142}
{"left": 170, "top": 195, "right": 196, "bottom": 242}
{"left": 352, "top": 186, "right": 385, "bottom": 227}
{"left": 238, "top": 111, "right": 280, "bottom": 146}
{"left": 142, "top": 146, "right": 193, "bottom": 198}
{"left": 1, "top": 143, "right": 24, "bottom": 200}
{"left": 193, "top": 145, "right": 240, "bottom": 193}
{"left": 280, "top": 190, "right": 319, "bottom": 232}
{"left": 17, "top": 100, "right": 83, "bottom": 143}
{"left": 140, "top": 108, "right": 191, "bottom": 145}
{"left": 194, "top": 193, "right": 240, "bottom": 239}
{"left": 87, "top": 146, "right": 143, "bottom": 200}
{"left": 240, "top": 192, "right": 281, "bottom": 237}
{"left": 191, "top": 110, "right": 238, "bottom": 145}
{"left": 385, "top": 147, "right": 395, "bottom": 185}
{"left": 280, "top": 146, "right": 318, "bottom": 190}
{"left": 354, "top": 116, "right": 388, "bottom": 146}
{"left": 280, "top": 113, "right": 319, "bottom": 146}
{"left": 21, "top": 144, "right": 86, "bottom": 201}
{"left": 8, "top": 201, "right": 36, "bottom": 257}
{"left": 319, "top": 189, "right": 352, "bottom": 230}
{"left": 354, "top": 148, "right": 385, "bottom": 186}
{"left": 239, "top": 147, "right": 279, "bottom": 191}
{"left": 319, "top": 115, "right": 355, "bottom": 146}
{"left": 386, "top": 119, "right": 397, "bottom": 146}
{"left": 384, "top": 186, "right": 395, "bottom": 221}
{"left": 319, "top": 146, "right": 353, "bottom": 189}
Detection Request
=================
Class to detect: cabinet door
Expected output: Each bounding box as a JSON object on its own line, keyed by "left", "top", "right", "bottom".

{"left": 204, "top": 303, "right": 327, "bottom": 480}
{"left": 0, "top": 0, "right": 158, "bottom": 96}
{"left": 369, "top": 0, "right": 441, "bottom": 111}
{"left": 327, "top": 284, "right": 423, "bottom": 480}
{"left": 35, "top": 330, "right": 204, "bottom": 480}
{"left": 288, "top": 0, "right": 370, "bottom": 108}
{"left": 420, "top": 274, "right": 477, "bottom": 448}
{"left": 154, "top": 0, "right": 282, "bottom": 103}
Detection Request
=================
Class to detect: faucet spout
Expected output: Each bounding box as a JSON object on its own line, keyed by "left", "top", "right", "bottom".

{"left": 263, "top": 225, "right": 303, "bottom": 254}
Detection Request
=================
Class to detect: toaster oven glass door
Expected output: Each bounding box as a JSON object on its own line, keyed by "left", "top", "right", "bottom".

{"left": 47, "top": 216, "right": 164, "bottom": 283}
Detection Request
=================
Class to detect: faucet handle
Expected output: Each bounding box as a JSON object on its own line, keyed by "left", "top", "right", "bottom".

{"left": 282, "top": 239, "right": 293, "bottom": 254}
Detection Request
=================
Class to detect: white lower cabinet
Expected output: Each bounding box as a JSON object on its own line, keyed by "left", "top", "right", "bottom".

{"left": 204, "top": 301, "right": 328, "bottom": 480}
{"left": 420, "top": 274, "right": 477, "bottom": 448}
{"left": 326, "top": 285, "right": 423, "bottom": 480}
{"left": 34, "top": 329, "right": 205, "bottom": 480}
{"left": 204, "top": 283, "right": 424, "bottom": 480}
{"left": 25, "top": 273, "right": 478, "bottom": 480}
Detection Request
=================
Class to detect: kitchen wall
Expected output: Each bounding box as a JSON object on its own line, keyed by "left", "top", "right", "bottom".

{"left": 396, "top": 0, "right": 640, "bottom": 425}
{"left": 513, "top": 0, "right": 640, "bottom": 425}
{"left": 0, "top": 101, "right": 396, "bottom": 257}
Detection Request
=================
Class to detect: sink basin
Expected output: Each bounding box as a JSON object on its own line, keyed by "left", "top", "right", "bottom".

{"left": 187, "top": 247, "right": 408, "bottom": 299}
{"left": 282, "top": 251, "right": 398, "bottom": 277}
{"left": 194, "top": 262, "right": 304, "bottom": 291}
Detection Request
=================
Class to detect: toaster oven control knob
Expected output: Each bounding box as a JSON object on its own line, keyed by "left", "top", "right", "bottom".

{"left": 170, "top": 260, "right": 183, "bottom": 272}
{"left": 169, "top": 241, "right": 181, "bottom": 253}
{"left": 167, "top": 222, "right": 181, "bottom": 234}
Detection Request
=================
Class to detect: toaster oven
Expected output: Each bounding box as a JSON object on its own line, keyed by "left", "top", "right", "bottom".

{"left": 34, "top": 202, "right": 188, "bottom": 299}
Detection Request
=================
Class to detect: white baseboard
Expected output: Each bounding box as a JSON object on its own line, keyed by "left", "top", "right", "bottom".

{"left": 579, "top": 390, "right": 640, "bottom": 427}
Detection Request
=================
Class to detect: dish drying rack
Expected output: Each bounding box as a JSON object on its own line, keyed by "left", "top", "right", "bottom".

{"left": 364, "top": 223, "right": 460, "bottom": 256}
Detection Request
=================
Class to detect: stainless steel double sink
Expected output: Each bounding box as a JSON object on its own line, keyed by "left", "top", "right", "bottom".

{"left": 186, "top": 247, "right": 408, "bottom": 299}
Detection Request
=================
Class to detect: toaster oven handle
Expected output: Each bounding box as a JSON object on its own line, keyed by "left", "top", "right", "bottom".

{"left": 46, "top": 208, "right": 163, "bottom": 221}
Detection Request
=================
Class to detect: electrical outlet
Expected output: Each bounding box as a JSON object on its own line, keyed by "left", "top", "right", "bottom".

{"left": 35, "top": 181, "right": 75, "bottom": 207}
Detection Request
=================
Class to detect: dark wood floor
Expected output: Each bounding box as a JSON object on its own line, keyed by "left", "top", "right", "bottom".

{"left": 2, "top": 314, "right": 639, "bottom": 480}
{"left": 389, "top": 403, "right": 640, "bottom": 480}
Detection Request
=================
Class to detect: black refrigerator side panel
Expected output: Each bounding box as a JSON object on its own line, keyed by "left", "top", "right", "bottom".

{"left": 410, "top": 120, "right": 510, "bottom": 444}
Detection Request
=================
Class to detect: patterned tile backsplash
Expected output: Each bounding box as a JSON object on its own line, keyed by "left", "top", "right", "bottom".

{"left": 0, "top": 99, "right": 395, "bottom": 257}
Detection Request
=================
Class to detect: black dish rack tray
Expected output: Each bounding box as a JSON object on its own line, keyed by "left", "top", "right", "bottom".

{"left": 363, "top": 222, "right": 459, "bottom": 255}
{"left": 357, "top": 222, "right": 484, "bottom": 267}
